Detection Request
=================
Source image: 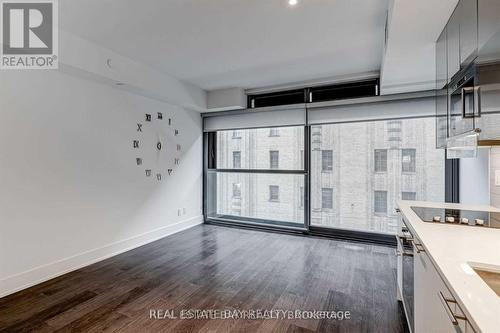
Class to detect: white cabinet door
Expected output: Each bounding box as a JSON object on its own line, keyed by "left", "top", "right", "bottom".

{"left": 459, "top": 0, "right": 478, "bottom": 66}
{"left": 448, "top": 10, "right": 461, "bottom": 82}
{"left": 414, "top": 247, "right": 465, "bottom": 333}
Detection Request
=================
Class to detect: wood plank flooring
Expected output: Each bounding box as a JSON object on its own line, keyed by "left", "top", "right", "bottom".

{"left": 0, "top": 225, "right": 408, "bottom": 333}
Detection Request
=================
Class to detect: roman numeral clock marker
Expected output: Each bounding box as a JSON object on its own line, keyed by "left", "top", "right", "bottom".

{"left": 133, "top": 113, "right": 181, "bottom": 182}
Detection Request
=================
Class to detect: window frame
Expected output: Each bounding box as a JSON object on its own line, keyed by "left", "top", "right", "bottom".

{"left": 321, "top": 188, "right": 333, "bottom": 209}
{"left": 402, "top": 191, "right": 416, "bottom": 201}
{"left": 269, "top": 128, "right": 280, "bottom": 137}
{"left": 203, "top": 110, "right": 451, "bottom": 247}
{"left": 269, "top": 150, "right": 280, "bottom": 169}
{"left": 402, "top": 148, "right": 417, "bottom": 173}
{"left": 374, "top": 190, "right": 388, "bottom": 214}
{"left": 321, "top": 150, "right": 333, "bottom": 172}
{"left": 269, "top": 185, "right": 280, "bottom": 202}
{"left": 232, "top": 183, "right": 241, "bottom": 198}
{"left": 232, "top": 151, "right": 241, "bottom": 169}
{"left": 374, "top": 149, "right": 388, "bottom": 173}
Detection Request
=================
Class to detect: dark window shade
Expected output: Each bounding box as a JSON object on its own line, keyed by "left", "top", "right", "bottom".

{"left": 247, "top": 79, "right": 379, "bottom": 108}
{"left": 248, "top": 89, "right": 305, "bottom": 108}
{"left": 310, "top": 79, "right": 379, "bottom": 103}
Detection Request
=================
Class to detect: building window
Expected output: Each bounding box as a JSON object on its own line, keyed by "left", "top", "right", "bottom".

{"left": 299, "top": 186, "right": 304, "bottom": 208}
{"left": 374, "top": 149, "right": 388, "bottom": 172}
{"left": 269, "top": 128, "right": 280, "bottom": 137}
{"left": 233, "top": 151, "right": 241, "bottom": 168}
{"left": 374, "top": 191, "right": 388, "bottom": 214}
{"left": 321, "top": 188, "right": 333, "bottom": 209}
{"left": 233, "top": 183, "right": 241, "bottom": 198}
{"left": 402, "top": 149, "right": 416, "bottom": 173}
{"left": 402, "top": 192, "right": 416, "bottom": 200}
{"left": 322, "top": 150, "right": 333, "bottom": 171}
{"left": 269, "top": 185, "right": 280, "bottom": 202}
{"left": 270, "top": 150, "right": 279, "bottom": 169}
{"left": 232, "top": 130, "right": 241, "bottom": 139}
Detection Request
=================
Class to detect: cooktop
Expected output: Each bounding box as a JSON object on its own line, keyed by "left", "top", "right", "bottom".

{"left": 411, "top": 207, "right": 500, "bottom": 229}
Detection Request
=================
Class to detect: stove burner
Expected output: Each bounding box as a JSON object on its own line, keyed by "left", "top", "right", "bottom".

{"left": 411, "top": 207, "right": 500, "bottom": 229}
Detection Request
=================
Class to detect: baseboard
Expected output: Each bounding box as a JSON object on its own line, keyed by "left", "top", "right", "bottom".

{"left": 0, "top": 216, "right": 203, "bottom": 298}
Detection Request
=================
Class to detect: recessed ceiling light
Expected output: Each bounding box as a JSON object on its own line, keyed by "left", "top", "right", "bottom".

{"left": 288, "top": 0, "right": 298, "bottom": 6}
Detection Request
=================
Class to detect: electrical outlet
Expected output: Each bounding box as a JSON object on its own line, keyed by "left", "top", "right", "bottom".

{"left": 496, "top": 170, "right": 500, "bottom": 187}
{"left": 183, "top": 208, "right": 186, "bottom": 215}
{"left": 178, "top": 209, "right": 182, "bottom": 216}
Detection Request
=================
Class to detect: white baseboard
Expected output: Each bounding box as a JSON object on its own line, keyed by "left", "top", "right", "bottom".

{"left": 0, "top": 216, "right": 203, "bottom": 298}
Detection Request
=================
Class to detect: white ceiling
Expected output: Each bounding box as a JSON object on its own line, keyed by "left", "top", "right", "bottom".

{"left": 381, "top": 0, "right": 458, "bottom": 94}
{"left": 60, "top": 0, "right": 388, "bottom": 91}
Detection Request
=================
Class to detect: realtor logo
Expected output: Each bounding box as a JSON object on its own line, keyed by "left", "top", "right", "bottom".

{"left": 1, "top": 0, "right": 58, "bottom": 69}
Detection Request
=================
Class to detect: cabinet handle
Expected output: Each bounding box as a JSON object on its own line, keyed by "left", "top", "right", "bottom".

{"left": 408, "top": 239, "right": 425, "bottom": 253}
{"left": 474, "top": 86, "right": 481, "bottom": 118}
{"left": 438, "top": 291, "right": 467, "bottom": 326}
{"left": 461, "top": 87, "right": 475, "bottom": 119}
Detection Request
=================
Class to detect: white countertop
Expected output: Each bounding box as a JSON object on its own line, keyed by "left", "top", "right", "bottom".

{"left": 397, "top": 200, "right": 500, "bottom": 333}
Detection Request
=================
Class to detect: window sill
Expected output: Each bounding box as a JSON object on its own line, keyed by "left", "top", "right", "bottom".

{"left": 269, "top": 200, "right": 280, "bottom": 203}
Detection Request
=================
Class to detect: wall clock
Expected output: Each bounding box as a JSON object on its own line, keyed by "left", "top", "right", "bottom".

{"left": 133, "top": 112, "right": 181, "bottom": 181}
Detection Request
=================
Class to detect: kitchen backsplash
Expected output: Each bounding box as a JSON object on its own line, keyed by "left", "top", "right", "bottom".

{"left": 491, "top": 148, "right": 500, "bottom": 208}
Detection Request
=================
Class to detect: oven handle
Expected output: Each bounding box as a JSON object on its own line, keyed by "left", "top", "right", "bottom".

{"left": 397, "top": 236, "right": 414, "bottom": 257}
{"left": 408, "top": 239, "right": 425, "bottom": 253}
{"left": 461, "top": 86, "right": 475, "bottom": 118}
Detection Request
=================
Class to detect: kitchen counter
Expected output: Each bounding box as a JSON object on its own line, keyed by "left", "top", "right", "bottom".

{"left": 397, "top": 200, "right": 500, "bottom": 333}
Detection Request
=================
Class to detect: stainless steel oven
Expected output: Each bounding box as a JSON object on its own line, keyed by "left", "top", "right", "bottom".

{"left": 397, "top": 220, "right": 414, "bottom": 333}
{"left": 448, "top": 65, "right": 479, "bottom": 138}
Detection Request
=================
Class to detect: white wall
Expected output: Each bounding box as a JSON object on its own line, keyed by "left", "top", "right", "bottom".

{"left": 459, "top": 149, "right": 490, "bottom": 205}
{"left": 0, "top": 69, "right": 203, "bottom": 297}
{"left": 491, "top": 148, "right": 500, "bottom": 208}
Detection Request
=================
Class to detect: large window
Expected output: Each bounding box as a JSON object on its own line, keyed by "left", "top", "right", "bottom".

{"left": 322, "top": 150, "right": 333, "bottom": 171}
{"left": 374, "top": 191, "right": 388, "bottom": 214}
{"left": 402, "top": 192, "right": 416, "bottom": 200}
{"left": 270, "top": 151, "right": 279, "bottom": 169}
{"left": 322, "top": 188, "right": 333, "bottom": 209}
{"left": 205, "top": 112, "right": 445, "bottom": 236}
{"left": 269, "top": 185, "right": 280, "bottom": 202}
{"left": 374, "top": 149, "right": 388, "bottom": 172}
{"left": 207, "top": 126, "right": 305, "bottom": 227}
{"left": 310, "top": 117, "right": 445, "bottom": 234}
{"left": 402, "top": 149, "right": 416, "bottom": 173}
{"left": 233, "top": 151, "right": 241, "bottom": 168}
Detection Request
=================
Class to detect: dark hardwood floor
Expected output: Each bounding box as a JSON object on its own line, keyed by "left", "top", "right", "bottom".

{"left": 0, "top": 225, "right": 408, "bottom": 333}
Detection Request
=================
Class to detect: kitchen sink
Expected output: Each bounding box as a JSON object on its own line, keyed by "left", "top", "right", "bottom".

{"left": 470, "top": 263, "right": 500, "bottom": 297}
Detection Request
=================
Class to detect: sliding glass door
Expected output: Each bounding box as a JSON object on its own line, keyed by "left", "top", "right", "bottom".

{"left": 309, "top": 117, "right": 445, "bottom": 235}
{"left": 205, "top": 126, "right": 307, "bottom": 229}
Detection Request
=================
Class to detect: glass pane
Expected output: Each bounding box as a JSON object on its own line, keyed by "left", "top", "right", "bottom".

{"left": 311, "top": 117, "right": 445, "bottom": 235}
{"left": 207, "top": 172, "right": 305, "bottom": 226}
{"left": 216, "top": 126, "right": 304, "bottom": 170}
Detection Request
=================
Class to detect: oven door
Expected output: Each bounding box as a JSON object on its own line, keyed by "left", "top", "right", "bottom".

{"left": 448, "top": 66, "right": 478, "bottom": 138}
{"left": 398, "top": 225, "right": 415, "bottom": 332}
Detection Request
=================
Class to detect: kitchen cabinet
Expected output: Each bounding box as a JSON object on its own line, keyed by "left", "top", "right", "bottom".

{"left": 414, "top": 241, "right": 475, "bottom": 333}
{"left": 436, "top": 29, "right": 449, "bottom": 148}
{"left": 459, "top": 0, "right": 478, "bottom": 66}
{"left": 478, "top": 0, "right": 500, "bottom": 52}
{"left": 434, "top": 0, "right": 500, "bottom": 148}
{"left": 447, "top": 10, "right": 461, "bottom": 82}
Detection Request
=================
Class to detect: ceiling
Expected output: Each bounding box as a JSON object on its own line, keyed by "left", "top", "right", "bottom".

{"left": 59, "top": 0, "right": 388, "bottom": 91}
{"left": 381, "top": 0, "right": 459, "bottom": 95}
